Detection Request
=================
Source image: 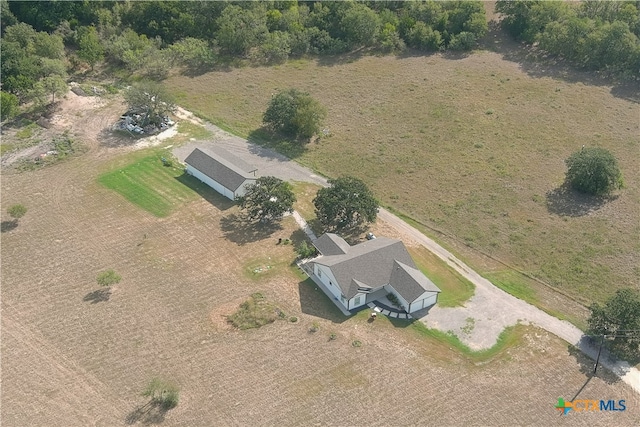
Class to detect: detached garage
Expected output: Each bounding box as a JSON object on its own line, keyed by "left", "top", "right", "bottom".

{"left": 184, "top": 147, "right": 257, "bottom": 200}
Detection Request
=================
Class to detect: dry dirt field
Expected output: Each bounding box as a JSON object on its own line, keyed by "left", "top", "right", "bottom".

{"left": 1, "top": 93, "right": 640, "bottom": 426}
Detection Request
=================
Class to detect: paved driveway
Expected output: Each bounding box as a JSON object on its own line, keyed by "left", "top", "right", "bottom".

{"left": 172, "top": 110, "right": 639, "bottom": 394}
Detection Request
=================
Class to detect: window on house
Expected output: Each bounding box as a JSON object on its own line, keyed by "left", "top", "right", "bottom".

{"left": 329, "top": 281, "right": 332, "bottom": 286}
{"left": 354, "top": 296, "right": 361, "bottom": 305}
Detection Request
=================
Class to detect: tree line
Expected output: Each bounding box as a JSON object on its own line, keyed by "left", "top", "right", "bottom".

{"left": 496, "top": 0, "right": 640, "bottom": 78}
{"left": 0, "top": 0, "right": 488, "bottom": 114}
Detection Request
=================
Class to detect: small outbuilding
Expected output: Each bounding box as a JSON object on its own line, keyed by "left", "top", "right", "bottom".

{"left": 184, "top": 147, "right": 257, "bottom": 201}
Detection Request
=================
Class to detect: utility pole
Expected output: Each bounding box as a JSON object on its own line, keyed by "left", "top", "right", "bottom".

{"left": 593, "top": 334, "right": 606, "bottom": 375}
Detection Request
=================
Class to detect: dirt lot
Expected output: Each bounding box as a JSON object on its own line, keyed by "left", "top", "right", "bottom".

{"left": 1, "top": 92, "right": 639, "bottom": 426}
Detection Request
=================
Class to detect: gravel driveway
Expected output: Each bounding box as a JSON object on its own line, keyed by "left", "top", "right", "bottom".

{"left": 172, "top": 109, "right": 640, "bottom": 394}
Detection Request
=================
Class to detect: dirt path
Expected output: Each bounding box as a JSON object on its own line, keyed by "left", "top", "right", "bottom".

{"left": 174, "top": 111, "right": 640, "bottom": 395}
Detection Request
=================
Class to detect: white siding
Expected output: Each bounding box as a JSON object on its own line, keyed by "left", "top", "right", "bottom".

{"left": 234, "top": 179, "right": 256, "bottom": 198}
{"left": 348, "top": 293, "right": 366, "bottom": 310}
{"left": 408, "top": 292, "right": 438, "bottom": 313}
{"left": 314, "top": 264, "right": 343, "bottom": 302}
{"left": 186, "top": 165, "right": 235, "bottom": 200}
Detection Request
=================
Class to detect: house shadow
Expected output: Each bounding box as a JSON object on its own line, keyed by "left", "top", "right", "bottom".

{"left": 567, "top": 337, "right": 622, "bottom": 386}
{"left": 298, "top": 278, "right": 347, "bottom": 324}
{"left": 83, "top": 288, "right": 112, "bottom": 304}
{"left": 546, "top": 184, "right": 616, "bottom": 217}
{"left": 174, "top": 173, "right": 234, "bottom": 211}
{"left": 219, "top": 213, "right": 282, "bottom": 245}
{"left": 125, "top": 401, "right": 168, "bottom": 425}
{"left": 0, "top": 220, "right": 18, "bottom": 233}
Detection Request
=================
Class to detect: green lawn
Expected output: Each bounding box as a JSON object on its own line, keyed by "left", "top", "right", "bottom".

{"left": 98, "top": 150, "right": 209, "bottom": 217}
{"left": 409, "top": 246, "right": 475, "bottom": 307}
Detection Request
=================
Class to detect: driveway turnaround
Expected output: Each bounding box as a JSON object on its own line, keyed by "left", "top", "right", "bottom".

{"left": 173, "top": 110, "right": 639, "bottom": 395}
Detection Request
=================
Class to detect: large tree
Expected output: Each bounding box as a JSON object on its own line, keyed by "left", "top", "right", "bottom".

{"left": 237, "top": 176, "right": 296, "bottom": 222}
{"left": 565, "top": 147, "right": 623, "bottom": 196}
{"left": 588, "top": 288, "right": 640, "bottom": 360}
{"left": 77, "top": 26, "right": 104, "bottom": 70}
{"left": 1, "top": 91, "right": 19, "bottom": 121}
{"left": 313, "top": 176, "right": 378, "bottom": 231}
{"left": 263, "top": 88, "right": 326, "bottom": 139}
{"left": 124, "top": 81, "right": 175, "bottom": 126}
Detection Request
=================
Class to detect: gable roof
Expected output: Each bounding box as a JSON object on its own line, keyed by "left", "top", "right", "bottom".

{"left": 389, "top": 260, "right": 441, "bottom": 302}
{"left": 312, "top": 234, "right": 440, "bottom": 301}
{"left": 184, "top": 147, "right": 256, "bottom": 192}
{"left": 313, "top": 233, "right": 351, "bottom": 256}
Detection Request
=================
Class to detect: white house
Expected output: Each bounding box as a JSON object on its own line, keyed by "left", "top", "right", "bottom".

{"left": 304, "top": 233, "right": 441, "bottom": 315}
{"left": 184, "top": 147, "right": 257, "bottom": 200}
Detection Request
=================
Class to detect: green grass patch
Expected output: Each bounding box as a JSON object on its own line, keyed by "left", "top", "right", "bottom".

{"left": 15, "top": 122, "right": 39, "bottom": 139}
{"left": 484, "top": 270, "right": 537, "bottom": 303}
{"left": 97, "top": 150, "right": 207, "bottom": 217}
{"left": 386, "top": 316, "right": 526, "bottom": 363}
{"left": 408, "top": 246, "right": 475, "bottom": 307}
{"left": 227, "top": 292, "right": 284, "bottom": 330}
{"left": 0, "top": 143, "right": 15, "bottom": 155}
{"left": 165, "top": 121, "right": 214, "bottom": 145}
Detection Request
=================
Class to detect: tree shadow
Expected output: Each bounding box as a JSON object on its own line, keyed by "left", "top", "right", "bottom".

{"left": 219, "top": 213, "right": 283, "bottom": 245}
{"left": 83, "top": 288, "right": 112, "bottom": 304}
{"left": 125, "top": 401, "right": 168, "bottom": 425}
{"left": 174, "top": 173, "right": 235, "bottom": 211}
{"left": 480, "top": 20, "right": 640, "bottom": 103}
{"left": 0, "top": 220, "right": 18, "bottom": 233}
{"left": 97, "top": 127, "right": 142, "bottom": 148}
{"left": 331, "top": 224, "right": 370, "bottom": 246}
{"left": 315, "top": 50, "right": 365, "bottom": 67}
{"left": 289, "top": 227, "right": 310, "bottom": 249}
{"left": 297, "top": 278, "right": 347, "bottom": 323}
{"left": 568, "top": 338, "right": 621, "bottom": 385}
{"left": 178, "top": 61, "right": 234, "bottom": 78}
{"left": 246, "top": 128, "right": 308, "bottom": 160}
{"left": 546, "top": 184, "right": 616, "bottom": 217}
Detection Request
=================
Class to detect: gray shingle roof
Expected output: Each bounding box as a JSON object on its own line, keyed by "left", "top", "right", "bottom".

{"left": 313, "top": 233, "right": 351, "bottom": 256}
{"left": 312, "top": 234, "right": 441, "bottom": 301}
{"left": 184, "top": 148, "right": 256, "bottom": 191}
{"left": 390, "top": 260, "right": 441, "bottom": 302}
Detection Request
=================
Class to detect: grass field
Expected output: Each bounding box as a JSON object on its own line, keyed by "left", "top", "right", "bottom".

{"left": 2, "top": 102, "right": 639, "bottom": 426}
{"left": 98, "top": 150, "right": 214, "bottom": 217}
{"left": 165, "top": 49, "right": 639, "bottom": 309}
{"left": 409, "top": 246, "right": 475, "bottom": 307}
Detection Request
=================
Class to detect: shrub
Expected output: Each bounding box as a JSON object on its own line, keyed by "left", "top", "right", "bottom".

{"left": 96, "top": 269, "right": 121, "bottom": 287}
{"left": 352, "top": 340, "right": 362, "bottom": 347}
{"left": 329, "top": 333, "right": 337, "bottom": 341}
{"left": 448, "top": 31, "right": 477, "bottom": 51}
{"left": 309, "top": 321, "right": 320, "bottom": 332}
{"left": 289, "top": 316, "right": 298, "bottom": 323}
{"left": 7, "top": 204, "right": 27, "bottom": 219}
{"left": 565, "top": 147, "right": 624, "bottom": 195}
{"left": 142, "top": 378, "right": 179, "bottom": 410}
{"left": 296, "top": 240, "right": 318, "bottom": 259}
{"left": 228, "top": 293, "right": 281, "bottom": 330}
